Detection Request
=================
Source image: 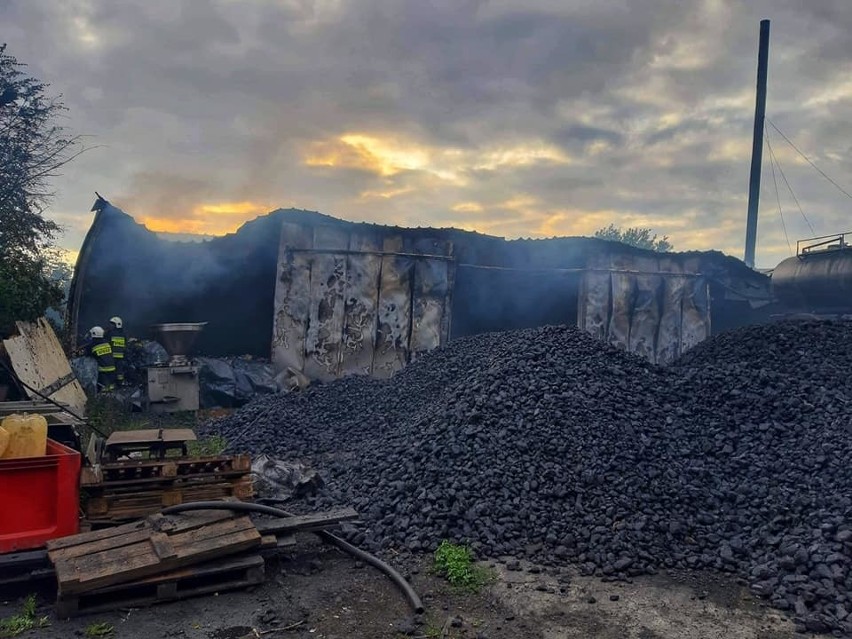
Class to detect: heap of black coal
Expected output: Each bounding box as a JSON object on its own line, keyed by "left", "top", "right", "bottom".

{"left": 208, "top": 321, "right": 852, "bottom": 635}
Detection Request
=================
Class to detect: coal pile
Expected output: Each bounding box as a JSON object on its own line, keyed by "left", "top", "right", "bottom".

{"left": 208, "top": 321, "right": 852, "bottom": 635}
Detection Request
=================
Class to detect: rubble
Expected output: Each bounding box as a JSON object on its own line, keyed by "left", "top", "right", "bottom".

{"left": 198, "top": 357, "right": 279, "bottom": 408}
{"left": 207, "top": 320, "right": 852, "bottom": 634}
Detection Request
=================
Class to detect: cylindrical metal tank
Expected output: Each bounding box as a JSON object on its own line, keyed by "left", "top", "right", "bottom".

{"left": 771, "top": 249, "right": 852, "bottom": 311}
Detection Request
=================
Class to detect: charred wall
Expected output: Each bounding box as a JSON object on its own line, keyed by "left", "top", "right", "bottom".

{"left": 68, "top": 200, "right": 281, "bottom": 356}
{"left": 70, "top": 202, "right": 773, "bottom": 367}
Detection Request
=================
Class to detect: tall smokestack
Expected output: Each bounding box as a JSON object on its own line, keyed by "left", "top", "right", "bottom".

{"left": 744, "top": 19, "right": 771, "bottom": 269}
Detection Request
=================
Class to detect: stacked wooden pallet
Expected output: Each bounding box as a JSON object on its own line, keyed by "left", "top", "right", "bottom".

{"left": 47, "top": 510, "right": 263, "bottom": 617}
{"left": 81, "top": 454, "right": 253, "bottom": 524}
{"left": 45, "top": 506, "right": 360, "bottom": 617}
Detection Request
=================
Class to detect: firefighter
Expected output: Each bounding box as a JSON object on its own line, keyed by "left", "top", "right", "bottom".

{"left": 107, "top": 316, "right": 126, "bottom": 385}
{"left": 87, "top": 326, "right": 116, "bottom": 392}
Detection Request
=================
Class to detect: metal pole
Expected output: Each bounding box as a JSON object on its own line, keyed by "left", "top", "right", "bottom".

{"left": 744, "top": 19, "right": 771, "bottom": 268}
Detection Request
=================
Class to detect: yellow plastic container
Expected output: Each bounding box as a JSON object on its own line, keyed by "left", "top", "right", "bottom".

{"left": 0, "top": 414, "right": 48, "bottom": 459}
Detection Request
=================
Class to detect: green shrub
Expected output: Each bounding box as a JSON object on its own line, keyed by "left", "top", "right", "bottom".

{"left": 433, "top": 540, "right": 491, "bottom": 592}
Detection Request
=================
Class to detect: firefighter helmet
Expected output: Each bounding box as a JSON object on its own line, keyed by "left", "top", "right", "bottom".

{"left": 89, "top": 326, "right": 105, "bottom": 339}
{"left": 109, "top": 316, "right": 123, "bottom": 329}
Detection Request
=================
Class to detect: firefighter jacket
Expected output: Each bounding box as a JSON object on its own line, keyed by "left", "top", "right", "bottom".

{"left": 108, "top": 328, "right": 126, "bottom": 359}
{"left": 90, "top": 338, "right": 116, "bottom": 373}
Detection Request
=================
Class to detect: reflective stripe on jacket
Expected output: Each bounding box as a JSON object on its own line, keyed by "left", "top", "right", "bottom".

{"left": 110, "top": 336, "right": 126, "bottom": 358}
{"left": 108, "top": 329, "right": 126, "bottom": 359}
{"left": 90, "top": 340, "right": 116, "bottom": 373}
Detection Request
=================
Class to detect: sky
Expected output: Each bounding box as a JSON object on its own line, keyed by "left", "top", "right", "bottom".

{"left": 2, "top": 0, "right": 851, "bottom": 269}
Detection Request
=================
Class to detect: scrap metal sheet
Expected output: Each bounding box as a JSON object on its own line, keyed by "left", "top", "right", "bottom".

{"left": 579, "top": 270, "right": 611, "bottom": 341}
{"left": 608, "top": 271, "right": 634, "bottom": 351}
{"left": 655, "top": 258, "right": 685, "bottom": 364}
{"left": 681, "top": 280, "right": 711, "bottom": 352}
{"left": 272, "top": 222, "right": 313, "bottom": 373}
{"left": 373, "top": 236, "right": 412, "bottom": 378}
{"left": 303, "top": 226, "right": 349, "bottom": 381}
{"left": 340, "top": 232, "right": 382, "bottom": 376}
{"left": 629, "top": 257, "right": 662, "bottom": 364}
{"left": 410, "top": 238, "right": 453, "bottom": 360}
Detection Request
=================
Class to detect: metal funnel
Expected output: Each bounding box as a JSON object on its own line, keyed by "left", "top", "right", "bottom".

{"left": 151, "top": 322, "right": 207, "bottom": 365}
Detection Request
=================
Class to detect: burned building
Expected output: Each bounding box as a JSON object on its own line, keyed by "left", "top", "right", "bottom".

{"left": 68, "top": 198, "right": 774, "bottom": 378}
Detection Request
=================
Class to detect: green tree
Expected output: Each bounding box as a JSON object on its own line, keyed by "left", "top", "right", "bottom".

{"left": 0, "top": 44, "right": 83, "bottom": 336}
{"left": 594, "top": 224, "right": 673, "bottom": 252}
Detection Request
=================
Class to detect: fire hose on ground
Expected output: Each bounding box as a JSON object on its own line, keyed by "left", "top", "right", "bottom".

{"left": 160, "top": 501, "right": 424, "bottom": 614}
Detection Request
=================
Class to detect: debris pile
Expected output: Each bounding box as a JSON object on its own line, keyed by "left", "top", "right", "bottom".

{"left": 209, "top": 321, "right": 852, "bottom": 634}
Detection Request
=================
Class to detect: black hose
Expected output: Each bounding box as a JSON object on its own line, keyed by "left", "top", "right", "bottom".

{"left": 161, "top": 501, "right": 424, "bottom": 614}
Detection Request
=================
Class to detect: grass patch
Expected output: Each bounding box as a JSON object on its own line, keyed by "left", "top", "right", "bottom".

{"left": 84, "top": 622, "right": 114, "bottom": 637}
{"left": 86, "top": 396, "right": 198, "bottom": 437}
{"left": 83, "top": 396, "right": 227, "bottom": 460}
{"left": 83, "top": 395, "right": 199, "bottom": 453}
{"left": 0, "top": 595, "right": 49, "bottom": 637}
{"left": 433, "top": 540, "right": 492, "bottom": 593}
{"left": 187, "top": 435, "right": 228, "bottom": 456}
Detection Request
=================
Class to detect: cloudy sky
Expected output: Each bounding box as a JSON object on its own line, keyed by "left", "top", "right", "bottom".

{"left": 3, "top": 0, "right": 851, "bottom": 268}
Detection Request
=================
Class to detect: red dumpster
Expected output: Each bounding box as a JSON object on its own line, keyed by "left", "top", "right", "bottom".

{"left": 0, "top": 439, "right": 81, "bottom": 554}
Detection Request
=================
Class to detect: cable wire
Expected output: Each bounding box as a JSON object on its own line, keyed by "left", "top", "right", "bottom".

{"left": 766, "top": 118, "right": 852, "bottom": 201}
{"left": 766, "top": 132, "right": 793, "bottom": 256}
{"left": 765, "top": 129, "right": 816, "bottom": 235}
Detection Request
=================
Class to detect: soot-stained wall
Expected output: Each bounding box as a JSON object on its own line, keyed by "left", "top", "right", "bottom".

{"left": 70, "top": 200, "right": 773, "bottom": 364}
{"left": 68, "top": 199, "right": 281, "bottom": 356}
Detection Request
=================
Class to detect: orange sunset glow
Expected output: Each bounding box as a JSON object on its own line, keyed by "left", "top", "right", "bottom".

{"left": 138, "top": 201, "right": 271, "bottom": 236}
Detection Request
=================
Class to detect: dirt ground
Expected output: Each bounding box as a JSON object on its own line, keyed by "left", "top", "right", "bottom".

{"left": 0, "top": 537, "right": 824, "bottom": 639}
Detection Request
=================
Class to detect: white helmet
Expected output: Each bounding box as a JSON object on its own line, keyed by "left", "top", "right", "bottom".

{"left": 89, "top": 326, "right": 105, "bottom": 339}
{"left": 109, "top": 316, "right": 123, "bottom": 329}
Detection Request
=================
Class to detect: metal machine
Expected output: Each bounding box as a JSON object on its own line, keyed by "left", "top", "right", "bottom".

{"left": 771, "top": 232, "right": 852, "bottom": 316}
{"left": 146, "top": 322, "right": 206, "bottom": 413}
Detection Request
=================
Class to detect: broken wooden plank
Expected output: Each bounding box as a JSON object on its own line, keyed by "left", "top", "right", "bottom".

{"left": 149, "top": 533, "right": 176, "bottom": 560}
{"left": 253, "top": 507, "right": 359, "bottom": 535}
{"left": 0, "top": 400, "right": 68, "bottom": 416}
{"left": 47, "top": 519, "right": 148, "bottom": 551}
{"left": 48, "top": 528, "right": 153, "bottom": 561}
{"left": 2, "top": 317, "right": 87, "bottom": 415}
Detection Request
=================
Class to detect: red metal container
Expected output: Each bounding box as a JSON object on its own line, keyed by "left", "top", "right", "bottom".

{"left": 0, "top": 439, "right": 81, "bottom": 554}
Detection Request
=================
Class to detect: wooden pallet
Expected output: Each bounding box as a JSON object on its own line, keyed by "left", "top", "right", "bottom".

{"left": 47, "top": 511, "right": 262, "bottom": 597}
{"left": 81, "top": 454, "right": 252, "bottom": 486}
{"left": 81, "top": 453, "right": 254, "bottom": 523}
{"left": 84, "top": 476, "right": 254, "bottom": 522}
{"left": 55, "top": 553, "right": 265, "bottom": 618}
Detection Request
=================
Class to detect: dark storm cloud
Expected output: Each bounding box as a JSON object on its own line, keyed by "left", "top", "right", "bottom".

{"left": 2, "top": 0, "right": 851, "bottom": 267}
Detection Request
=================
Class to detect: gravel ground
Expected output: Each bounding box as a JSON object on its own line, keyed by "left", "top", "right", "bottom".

{"left": 0, "top": 535, "right": 820, "bottom": 639}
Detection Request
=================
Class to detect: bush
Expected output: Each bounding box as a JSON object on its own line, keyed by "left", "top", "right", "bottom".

{"left": 433, "top": 540, "right": 491, "bottom": 592}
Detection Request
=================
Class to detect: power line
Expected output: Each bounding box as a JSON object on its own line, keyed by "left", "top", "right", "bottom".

{"left": 766, "top": 135, "right": 793, "bottom": 256}
{"left": 766, "top": 117, "right": 852, "bottom": 201}
{"left": 765, "top": 129, "right": 816, "bottom": 235}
